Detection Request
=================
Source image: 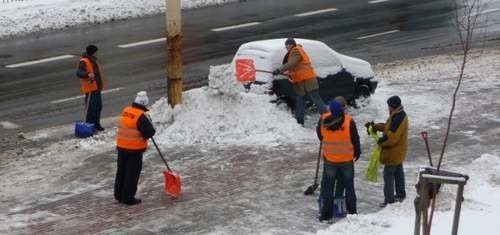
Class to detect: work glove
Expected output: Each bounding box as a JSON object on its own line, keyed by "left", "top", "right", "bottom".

{"left": 272, "top": 68, "right": 281, "bottom": 76}
{"left": 364, "top": 121, "right": 375, "bottom": 135}
{"left": 355, "top": 155, "right": 360, "bottom": 162}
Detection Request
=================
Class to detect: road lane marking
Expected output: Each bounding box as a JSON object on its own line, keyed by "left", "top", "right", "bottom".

{"left": 356, "top": 29, "right": 399, "bottom": 40}
{"left": 50, "top": 87, "right": 124, "bottom": 104}
{"left": 211, "top": 22, "right": 261, "bottom": 32}
{"left": 369, "top": 0, "right": 390, "bottom": 4}
{"left": 472, "top": 8, "right": 500, "bottom": 16}
{"left": 294, "top": 8, "right": 338, "bottom": 17}
{"left": 117, "top": 38, "right": 166, "bottom": 48}
{"left": 5, "top": 55, "right": 75, "bottom": 68}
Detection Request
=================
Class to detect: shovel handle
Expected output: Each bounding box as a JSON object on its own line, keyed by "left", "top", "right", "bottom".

{"left": 420, "top": 131, "right": 433, "bottom": 166}
{"left": 151, "top": 137, "right": 172, "bottom": 171}
{"left": 254, "top": 69, "right": 273, "bottom": 74}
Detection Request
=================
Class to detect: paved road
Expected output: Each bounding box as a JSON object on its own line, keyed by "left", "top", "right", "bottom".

{"left": 0, "top": 0, "right": 499, "bottom": 139}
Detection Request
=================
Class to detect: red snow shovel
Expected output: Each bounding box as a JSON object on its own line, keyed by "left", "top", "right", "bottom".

{"left": 151, "top": 137, "right": 181, "bottom": 199}
{"left": 235, "top": 58, "right": 273, "bottom": 83}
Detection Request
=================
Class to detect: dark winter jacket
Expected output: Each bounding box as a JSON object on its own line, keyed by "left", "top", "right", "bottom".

{"left": 117, "top": 103, "right": 156, "bottom": 153}
{"left": 378, "top": 106, "right": 409, "bottom": 165}
{"left": 76, "top": 52, "right": 103, "bottom": 90}
{"left": 316, "top": 113, "right": 361, "bottom": 161}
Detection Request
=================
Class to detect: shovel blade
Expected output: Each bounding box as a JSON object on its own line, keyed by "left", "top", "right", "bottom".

{"left": 235, "top": 59, "right": 256, "bottom": 83}
{"left": 304, "top": 183, "right": 319, "bottom": 195}
{"left": 163, "top": 169, "right": 182, "bottom": 198}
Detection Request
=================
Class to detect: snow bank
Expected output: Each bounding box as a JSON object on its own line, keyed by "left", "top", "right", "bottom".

{"left": 318, "top": 154, "right": 500, "bottom": 235}
{"left": 0, "top": 0, "right": 239, "bottom": 38}
{"left": 149, "top": 64, "right": 316, "bottom": 148}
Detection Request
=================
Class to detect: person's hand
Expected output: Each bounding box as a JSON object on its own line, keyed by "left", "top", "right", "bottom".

{"left": 88, "top": 73, "right": 96, "bottom": 82}
{"left": 364, "top": 121, "right": 375, "bottom": 135}
{"left": 272, "top": 69, "right": 281, "bottom": 76}
{"left": 355, "top": 155, "right": 360, "bottom": 162}
{"left": 374, "top": 123, "right": 385, "bottom": 131}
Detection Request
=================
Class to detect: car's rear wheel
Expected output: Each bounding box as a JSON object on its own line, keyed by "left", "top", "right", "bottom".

{"left": 354, "top": 83, "right": 371, "bottom": 98}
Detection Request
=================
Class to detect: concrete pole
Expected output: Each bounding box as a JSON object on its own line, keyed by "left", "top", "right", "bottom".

{"left": 165, "top": 0, "right": 182, "bottom": 106}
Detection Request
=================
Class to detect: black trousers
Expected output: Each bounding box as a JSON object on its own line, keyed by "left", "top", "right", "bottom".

{"left": 84, "top": 90, "right": 102, "bottom": 128}
{"left": 114, "top": 149, "right": 143, "bottom": 203}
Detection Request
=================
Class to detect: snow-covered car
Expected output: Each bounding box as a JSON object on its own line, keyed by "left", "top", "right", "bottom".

{"left": 231, "top": 38, "right": 378, "bottom": 107}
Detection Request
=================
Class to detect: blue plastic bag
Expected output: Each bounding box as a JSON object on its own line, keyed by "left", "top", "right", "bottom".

{"left": 333, "top": 197, "right": 347, "bottom": 218}
{"left": 318, "top": 196, "right": 347, "bottom": 219}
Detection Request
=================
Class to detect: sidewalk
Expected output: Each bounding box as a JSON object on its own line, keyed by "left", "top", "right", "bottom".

{"left": 6, "top": 144, "right": 353, "bottom": 234}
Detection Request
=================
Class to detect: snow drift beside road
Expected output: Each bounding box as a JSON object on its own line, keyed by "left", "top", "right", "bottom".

{"left": 0, "top": 0, "right": 239, "bottom": 38}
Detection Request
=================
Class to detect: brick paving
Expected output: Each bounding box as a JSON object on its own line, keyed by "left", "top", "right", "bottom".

{"left": 6, "top": 145, "right": 375, "bottom": 234}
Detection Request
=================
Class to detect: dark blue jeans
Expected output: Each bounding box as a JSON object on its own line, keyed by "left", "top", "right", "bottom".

{"left": 84, "top": 90, "right": 102, "bottom": 128}
{"left": 320, "top": 161, "right": 357, "bottom": 218}
{"left": 295, "top": 89, "right": 326, "bottom": 124}
{"left": 383, "top": 163, "right": 406, "bottom": 203}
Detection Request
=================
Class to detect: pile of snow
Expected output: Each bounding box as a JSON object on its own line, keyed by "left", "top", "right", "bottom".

{"left": 0, "top": 0, "right": 239, "bottom": 38}
{"left": 148, "top": 64, "right": 315, "bottom": 148}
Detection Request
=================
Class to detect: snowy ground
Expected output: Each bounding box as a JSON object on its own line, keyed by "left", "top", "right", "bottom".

{"left": 0, "top": 0, "right": 239, "bottom": 38}
{"left": 2, "top": 0, "right": 500, "bottom": 234}
{"left": 1, "top": 47, "right": 499, "bottom": 234}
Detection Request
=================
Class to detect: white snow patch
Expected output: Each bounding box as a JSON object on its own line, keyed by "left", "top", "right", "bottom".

{"left": 318, "top": 154, "right": 500, "bottom": 235}
{"left": 0, "top": 121, "right": 21, "bottom": 129}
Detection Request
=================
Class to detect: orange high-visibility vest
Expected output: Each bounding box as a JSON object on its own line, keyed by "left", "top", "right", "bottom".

{"left": 287, "top": 45, "right": 317, "bottom": 83}
{"left": 320, "top": 113, "right": 354, "bottom": 163}
{"left": 78, "top": 57, "right": 105, "bottom": 94}
{"left": 116, "top": 106, "right": 148, "bottom": 151}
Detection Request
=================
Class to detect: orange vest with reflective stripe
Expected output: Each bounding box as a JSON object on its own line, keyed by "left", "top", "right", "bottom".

{"left": 287, "top": 45, "right": 317, "bottom": 83}
{"left": 116, "top": 106, "right": 148, "bottom": 151}
{"left": 320, "top": 113, "right": 354, "bottom": 163}
{"left": 78, "top": 57, "right": 105, "bottom": 94}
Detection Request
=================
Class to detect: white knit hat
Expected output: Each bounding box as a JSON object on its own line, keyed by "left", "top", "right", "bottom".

{"left": 134, "top": 91, "right": 149, "bottom": 106}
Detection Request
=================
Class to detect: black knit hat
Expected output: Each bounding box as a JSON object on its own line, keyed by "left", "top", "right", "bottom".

{"left": 86, "top": 45, "right": 98, "bottom": 55}
{"left": 387, "top": 95, "right": 402, "bottom": 108}
{"left": 285, "top": 38, "right": 296, "bottom": 46}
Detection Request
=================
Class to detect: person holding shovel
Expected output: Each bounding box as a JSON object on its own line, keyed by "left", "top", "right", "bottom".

{"left": 272, "top": 38, "right": 327, "bottom": 125}
{"left": 316, "top": 100, "right": 361, "bottom": 221}
{"left": 76, "top": 45, "right": 106, "bottom": 131}
{"left": 114, "top": 91, "right": 156, "bottom": 205}
{"left": 373, "top": 95, "right": 409, "bottom": 207}
{"left": 330, "top": 96, "right": 349, "bottom": 201}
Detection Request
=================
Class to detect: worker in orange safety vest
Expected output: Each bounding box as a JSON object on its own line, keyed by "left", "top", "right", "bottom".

{"left": 272, "top": 38, "right": 327, "bottom": 125}
{"left": 316, "top": 100, "right": 361, "bottom": 222}
{"left": 76, "top": 45, "right": 106, "bottom": 131}
{"left": 114, "top": 91, "right": 156, "bottom": 206}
